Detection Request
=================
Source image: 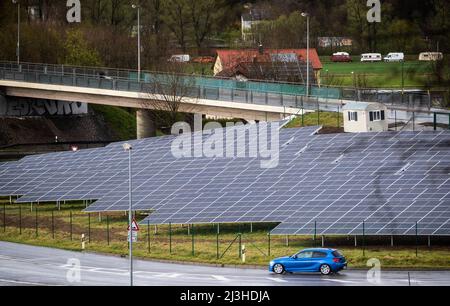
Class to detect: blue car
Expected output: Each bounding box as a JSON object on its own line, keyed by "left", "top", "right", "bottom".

{"left": 269, "top": 248, "right": 347, "bottom": 275}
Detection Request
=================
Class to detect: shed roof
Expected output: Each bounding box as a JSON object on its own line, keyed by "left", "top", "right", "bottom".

{"left": 342, "top": 102, "right": 386, "bottom": 111}
{"left": 216, "top": 49, "right": 323, "bottom": 71}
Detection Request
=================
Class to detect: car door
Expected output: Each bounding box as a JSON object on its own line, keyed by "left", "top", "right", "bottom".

{"left": 290, "top": 251, "right": 314, "bottom": 272}
{"left": 307, "top": 251, "right": 329, "bottom": 271}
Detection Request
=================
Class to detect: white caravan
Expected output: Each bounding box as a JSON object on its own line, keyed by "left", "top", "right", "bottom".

{"left": 419, "top": 52, "right": 443, "bottom": 61}
{"left": 361, "top": 53, "right": 382, "bottom": 62}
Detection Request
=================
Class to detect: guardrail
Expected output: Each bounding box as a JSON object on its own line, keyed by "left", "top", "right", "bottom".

{"left": 0, "top": 61, "right": 445, "bottom": 110}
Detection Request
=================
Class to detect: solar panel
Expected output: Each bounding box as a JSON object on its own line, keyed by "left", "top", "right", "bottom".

{"left": 1, "top": 123, "right": 449, "bottom": 236}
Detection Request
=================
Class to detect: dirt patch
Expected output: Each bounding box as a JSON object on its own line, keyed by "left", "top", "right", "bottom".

{"left": 0, "top": 109, "right": 118, "bottom": 146}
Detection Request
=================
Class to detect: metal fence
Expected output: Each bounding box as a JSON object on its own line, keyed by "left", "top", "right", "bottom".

{"left": 1, "top": 61, "right": 447, "bottom": 110}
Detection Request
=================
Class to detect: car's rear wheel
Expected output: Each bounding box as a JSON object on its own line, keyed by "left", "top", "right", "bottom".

{"left": 273, "top": 263, "right": 285, "bottom": 274}
{"left": 320, "top": 264, "right": 332, "bottom": 275}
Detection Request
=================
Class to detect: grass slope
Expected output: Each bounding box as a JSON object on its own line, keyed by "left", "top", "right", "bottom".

{"left": 90, "top": 104, "right": 136, "bottom": 140}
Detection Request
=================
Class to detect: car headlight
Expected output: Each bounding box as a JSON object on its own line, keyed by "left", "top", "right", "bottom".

{"left": 269, "top": 261, "right": 275, "bottom": 266}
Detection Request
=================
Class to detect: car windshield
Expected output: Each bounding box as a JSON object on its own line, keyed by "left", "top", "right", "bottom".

{"left": 332, "top": 250, "right": 344, "bottom": 257}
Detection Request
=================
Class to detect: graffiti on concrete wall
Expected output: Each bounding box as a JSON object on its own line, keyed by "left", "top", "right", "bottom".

{"left": 0, "top": 96, "right": 88, "bottom": 116}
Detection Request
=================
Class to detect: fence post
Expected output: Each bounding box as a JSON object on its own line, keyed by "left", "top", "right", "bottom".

{"left": 106, "top": 215, "right": 110, "bottom": 245}
{"left": 169, "top": 222, "right": 172, "bottom": 254}
{"left": 70, "top": 211, "right": 73, "bottom": 241}
{"left": 314, "top": 220, "right": 317, "bottom": 246}
{"left": 433, "top": 112, "right": 437, "bottom": 131}
{"left": 88, "top": 213, "right": 91, "bottom": 243}
{"left": 19, "top": 204, "right": 22, "bottom": 235}
{"left": 362, "top": 220, "right": 366, "bottom": 257}
{"left": 317, "top": 102, "right": 320, "bottom": 126}
{"left": 395, "top": 110, "right": 398, "bottom": 131}
{"left": 3, "top": 201, "right": 5, "bottom": 232}
{"left": 415, "top": 222, "right": 418, "bottom": 258}
{"left": 238, "top": 233, "right": 242, "bottom": 259}
{"left": 147, "top": 221, "right": 151, "bottom": 253}
{"left": 51, "top": 210, "right": 55, "bottom": 239}
{"left": 337, "top": 105, "right": 340, "bottom": 127}
{"left": 216, "top": 223, "right": 219, "bottom": 260}
{"left": 268, "top": 231, "right": 271, "bottom": 257}
{"left": 191, "top": 224, "right": 195, "bottom": 256}
{"left": 35, "top": 205, "right": 38, "bottom": 237}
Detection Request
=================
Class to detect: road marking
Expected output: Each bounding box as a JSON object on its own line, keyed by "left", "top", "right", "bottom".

{"left": 211, "top": 275, "right": 230, "bottom": 281}
{"left": 266, "top": 277, "right": 288, "bottom": 283}
{"left": 0, "top": 278, "right": 55, "bottom": 286}
{"left": 323, "top": 279, "right": 358, "bottom": 284}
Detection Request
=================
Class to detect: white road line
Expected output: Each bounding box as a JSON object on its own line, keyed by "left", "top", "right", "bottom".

{"left": 265, "top": 277, "right": 288, "bottom": 283}
{"left": 323, "top": 279, "right": 358, "bottom": 284}
{"left": 211, "top": 275, "right": 230, "bottom": 282}
{"left": 0, "top": 278, "right": 55, "bottom": 286}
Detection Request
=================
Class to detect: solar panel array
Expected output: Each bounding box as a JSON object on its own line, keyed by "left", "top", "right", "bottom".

{"left": 0, "top": 123, "right": 449, "bottom": 236}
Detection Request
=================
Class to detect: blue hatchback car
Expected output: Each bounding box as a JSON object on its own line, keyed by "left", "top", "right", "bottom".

{"left": 269, "top": 248, "right": 347, "bottom": 275}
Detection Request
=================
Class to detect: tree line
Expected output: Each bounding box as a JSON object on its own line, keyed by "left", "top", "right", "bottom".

{"left": 0, "top": 0, "right": 448, "bottom": 70}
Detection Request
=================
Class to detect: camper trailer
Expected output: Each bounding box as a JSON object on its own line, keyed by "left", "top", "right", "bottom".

{"left": 331, "top": 52, "right": 352, "bottom": 62}
{"left": 361, "top": 53, "right": 382, "bottom": 62}
{"left": 419, "top": 52, "right": 443, "bottom": 61}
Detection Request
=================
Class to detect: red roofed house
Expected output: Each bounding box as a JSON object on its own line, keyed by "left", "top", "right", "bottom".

{"left": 214, "top": 48, "right": 323, "bottom": 84}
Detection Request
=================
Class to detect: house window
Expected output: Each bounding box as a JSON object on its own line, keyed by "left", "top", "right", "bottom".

{"left": 348, "top": 111, "right": 358, "bottom": 121}
{"left": 369, "top": 110, "right": 385, "bottom": 121}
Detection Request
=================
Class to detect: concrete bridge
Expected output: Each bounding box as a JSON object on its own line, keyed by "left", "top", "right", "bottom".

{"left": 1, "top": 61, "right": 445, "bottom": 138}
{"left": 0, "top": 61, "right": 319, "bottom": 138}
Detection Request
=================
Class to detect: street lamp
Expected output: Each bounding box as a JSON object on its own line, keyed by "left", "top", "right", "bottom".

{"left": 12, "top": 0, "right": 20, "bottom": 65}
{"left": 123, "top": 142, "right": 133, "bottom": 286}
{"left": 301, "top": 12, "right": 310, "bottom": 97}
{"left": 132, "top": 4, "right": 141, "bottom": 82}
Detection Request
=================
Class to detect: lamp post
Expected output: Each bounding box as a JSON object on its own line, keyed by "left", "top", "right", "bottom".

{"left": 123, "top": 143, "right": 133, "bottom": 286}
{"left": 12, "top": 0, "right": 20, "bottom": 65}
{"left": 301, "top": 12, "right": 310, "bottom": 97}
{"left": 132, "top": 4, "right": 141, "bottom": 82}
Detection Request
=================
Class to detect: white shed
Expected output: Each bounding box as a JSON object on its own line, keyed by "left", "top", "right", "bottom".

{"left": 342, "top": 102, "right": 388, "bottom": 133}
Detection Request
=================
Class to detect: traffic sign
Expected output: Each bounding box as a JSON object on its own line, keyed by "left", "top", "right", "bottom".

{"left": 127, "top": 219, "right": 140, "bottom": 231}
{"left": 128, "top": 231, "right": 138, "bottom": 243}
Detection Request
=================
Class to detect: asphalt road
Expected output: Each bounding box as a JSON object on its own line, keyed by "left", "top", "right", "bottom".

{"left": 0, "top": 241, "right": 448, "bottom": 286}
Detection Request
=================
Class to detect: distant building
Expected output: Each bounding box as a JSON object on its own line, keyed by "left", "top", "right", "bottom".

{"left": 318, "top": 37, "right": 353, "bottom": 48}
{"left": 214, "top": 49, "right": 323, "bottom": 84}
{"left": 241, "top": 8, "right": 270, "bottom": 41}
{"left": 343, "top": 102, "right": 388, "bottom": 133}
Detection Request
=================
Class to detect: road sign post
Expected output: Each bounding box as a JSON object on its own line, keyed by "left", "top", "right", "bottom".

{"left": 127, "top": 218, "right": 139, "bottom": 243}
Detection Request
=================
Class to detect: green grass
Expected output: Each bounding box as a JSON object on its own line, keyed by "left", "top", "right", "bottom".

{"left": 90, "top": 104, "right": 136, "bottom": 140}
{"left": 285, "top": 111, "right": 344, "bottom": 129}
{"left": 1, "top": 201, "right": 449, "bottom": 269}
{"left": 320, "top": 57, "right": 434, "bottom": 87}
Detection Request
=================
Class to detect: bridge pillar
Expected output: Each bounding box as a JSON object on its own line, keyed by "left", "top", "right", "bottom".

{"left": 136, "top": 109, "right": 156, "bottom": 139}
{"left": 185, "top": 113, "right": 204, "bottom": 132}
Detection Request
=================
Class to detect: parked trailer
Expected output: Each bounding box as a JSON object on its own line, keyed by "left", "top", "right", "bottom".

{"left": 419, "top": 52, "right": 443, "bottom": 61}
{"left": 361, "top": 53, "right": 382, "bottom": 62}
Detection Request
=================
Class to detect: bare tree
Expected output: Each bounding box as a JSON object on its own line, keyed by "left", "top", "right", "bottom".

{"left": 141, "top": 63, "right": 198, "bottom": 132}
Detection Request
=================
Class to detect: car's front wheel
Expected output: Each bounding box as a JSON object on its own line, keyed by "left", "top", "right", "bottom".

{"left": 273, "top": 263, "right": 285, "bottom": 274}
{"left": 320, "top": 264, "right": 332, "bottom": 275}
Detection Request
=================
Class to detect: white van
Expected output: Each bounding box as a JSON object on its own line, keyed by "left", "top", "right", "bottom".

{"left": 361, "top": 53, "right": 382, "bottom": 62}
{"left": 168, "top": 54, "right": 190, "bottom": 63}
{"left": 419, "top": 52, "right": 443, "bottom": 61}
{"left": 384, "top": 52, "right": 404, "bottom": 62}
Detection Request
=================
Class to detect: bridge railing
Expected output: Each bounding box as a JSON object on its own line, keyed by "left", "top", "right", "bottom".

{"left": 0, "top": 61, "right": 443, "bottom": 110}
{"left": 0, "top": 61, "right": 335, "bottom": 111}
